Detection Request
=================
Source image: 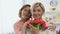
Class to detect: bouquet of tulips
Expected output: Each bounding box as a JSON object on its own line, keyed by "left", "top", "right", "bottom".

{"left": 29, "top": 18, "right": 48, "bottom": 30}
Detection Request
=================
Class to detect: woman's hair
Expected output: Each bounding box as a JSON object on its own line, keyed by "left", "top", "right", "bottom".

{"left": 19, "top": 4, "right": 31, "bottom": 17}
{"left": 33, "top": 2, "right": 45, "bottom": 12}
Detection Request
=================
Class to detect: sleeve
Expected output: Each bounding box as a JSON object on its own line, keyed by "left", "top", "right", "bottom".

{"left": 14, "top": 23, "right": 22, "bottom": 34}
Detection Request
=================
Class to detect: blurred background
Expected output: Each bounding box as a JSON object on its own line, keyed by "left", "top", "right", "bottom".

{"left": 0, "top": 0, "right": 60, "bottom": 34}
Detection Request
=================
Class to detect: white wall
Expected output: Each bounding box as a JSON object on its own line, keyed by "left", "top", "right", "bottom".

{"left": 24, "top": 0, "right": 60, "bottom": 12}
{"left": 0, "top": 0, "right": 23, "bottom": 34}
{"left": 24, "top": 0, "right": 51, "bottom": 12}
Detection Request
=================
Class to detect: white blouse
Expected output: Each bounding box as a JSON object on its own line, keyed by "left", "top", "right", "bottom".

{"left": 26, "top": 29, "right": 47, "bottom": 34}
{"left": 26, "top": 29, "right": 56, "bottom": 34}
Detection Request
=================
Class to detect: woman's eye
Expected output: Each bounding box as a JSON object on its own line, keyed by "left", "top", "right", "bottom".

{"left": 38, "top": 10, "right": 40, "bottom": 12}
{"left": 24, "top": 9, "right": 27, "bottom": 11}
{"left": 33, "top": 10, "right": 36, "bottom": 12}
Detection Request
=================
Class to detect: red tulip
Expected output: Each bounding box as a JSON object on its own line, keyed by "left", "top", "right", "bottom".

{"left": 29, "top": 18, "right": 48, "bottom": 30}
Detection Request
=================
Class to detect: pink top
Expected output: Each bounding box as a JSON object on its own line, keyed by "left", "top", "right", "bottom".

{"left": 14, "top": 20, "right": 24, "bottom": 34}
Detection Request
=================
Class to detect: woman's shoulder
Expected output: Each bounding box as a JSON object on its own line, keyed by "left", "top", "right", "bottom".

{"left": 14, "top": 20, "right": 21, "bottom": 27}
{"left": 14, "top": 19, "right": 23, "bottom": 32}
{"left": 14, "top": 19, "right": 23, "bottom": 30}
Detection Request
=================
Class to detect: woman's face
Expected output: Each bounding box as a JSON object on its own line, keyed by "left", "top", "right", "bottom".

{"left": 21, "top": 6, "right": 31, "bottom": 19}
{"left": 32, "top": 6, "right": 44, "bottom": 19}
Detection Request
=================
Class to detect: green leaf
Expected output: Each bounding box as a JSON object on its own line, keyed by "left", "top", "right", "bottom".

{"left": 39, "top": 25, "right": 43, "bottom": 29}
{"left": 31, "top": 23, "right": 38, "bottom": 27}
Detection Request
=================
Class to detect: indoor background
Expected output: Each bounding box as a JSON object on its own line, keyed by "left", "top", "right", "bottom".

{"left": 0, "top": 0, "right": 60, "bottom": 34}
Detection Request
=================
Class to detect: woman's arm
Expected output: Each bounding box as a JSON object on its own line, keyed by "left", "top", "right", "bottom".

{"left": 14, "top": 24, "right": 26, "bottom": 34}
{"left": 14, "top": 21, "right": 29, "bottom": 34}
{"left": 29, "top": 24, "right": 40, "bottom": 34}
{"left": 14, "top": 23, "right": 21, "bottom": 34}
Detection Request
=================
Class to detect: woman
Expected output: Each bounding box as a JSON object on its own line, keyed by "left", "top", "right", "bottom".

{"left": 30, "top": 2, "right": 56, "bottom": 34}
{"left": 14, "top": 4, "right": 31, "bottom": 34}
{"left": 31, "top": 2, "right": 47, "bottom": 34}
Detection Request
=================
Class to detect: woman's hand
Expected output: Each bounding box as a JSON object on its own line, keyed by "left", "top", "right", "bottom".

{"left": 20, "top": 21, "right": 29, "bottom": 34}
{"left": 29, "top": 24, "right": 40, "bottom": 34}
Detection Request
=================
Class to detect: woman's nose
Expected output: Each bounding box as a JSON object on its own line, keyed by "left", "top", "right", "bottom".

{"left": 35, "top": 11, "right": 39, "bottom": 14}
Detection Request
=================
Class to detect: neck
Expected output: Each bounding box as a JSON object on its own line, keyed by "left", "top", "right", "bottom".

{"left": 39, "top": 17, "right": 42, "bottom": 20}
{"left": 21, "top": 18, "right": 28, "bottom": 23}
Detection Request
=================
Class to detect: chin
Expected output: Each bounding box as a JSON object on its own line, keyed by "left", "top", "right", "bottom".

{"left": 25, "top": 17, "right": 29, "bottom": 19}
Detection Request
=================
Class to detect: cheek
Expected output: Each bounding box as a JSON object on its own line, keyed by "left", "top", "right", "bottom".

{"left": 39, "top": 12, "right": 43, "bottom": 15}
{"left": 33, "top": 13, "right": 37, "bottom": 17}
{"left": 21, "top": 12, "right": 25, "bottom": 17}
{"left": 32, "top": 14, "right": 36, "bottom": 18}
{"left": 22, "top": 11, "right": 27, "bottom": 16}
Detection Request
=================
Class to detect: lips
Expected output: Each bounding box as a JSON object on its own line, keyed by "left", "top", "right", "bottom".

{"left": 33, "top": 14, "right": 40, "bottom": 18}
{"left": 26, "top": 14, "right": 29, "bottom": 16}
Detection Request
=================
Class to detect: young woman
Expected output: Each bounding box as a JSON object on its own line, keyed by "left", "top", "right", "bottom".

{"left": 30, "top": 2, "right": 47, "bottom": 34}
{"left": 29, "top": 2, "right": 56, "bottom": 34}
{"left": 14, "top": 4, "right": 31, "bottom": 34}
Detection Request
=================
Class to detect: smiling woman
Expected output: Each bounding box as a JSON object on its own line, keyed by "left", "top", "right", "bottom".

{"left": 14, "top": 4, "right": 31, "bottom": 34}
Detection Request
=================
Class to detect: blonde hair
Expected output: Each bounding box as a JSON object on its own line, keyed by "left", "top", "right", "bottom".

{"left": 33, "top": 2, "right": 45, "bottom": 12}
